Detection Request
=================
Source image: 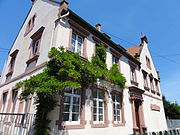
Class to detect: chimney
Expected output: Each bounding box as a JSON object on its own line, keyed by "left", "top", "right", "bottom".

{"left": 157, "top": 71, "right": 160, "bottom": 81}
{"left": 95, "top": 24, "right": 101, "bottom": 31}
{"left": 59, "top": 0, "right": 69, "bottom": 17}
{"left": 140, "top": 32, "right": 148, "bottom": 44}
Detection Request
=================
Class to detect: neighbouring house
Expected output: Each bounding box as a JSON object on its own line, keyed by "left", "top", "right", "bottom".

{"left": 0, "top": 0, "right": 167, "bottom": 135}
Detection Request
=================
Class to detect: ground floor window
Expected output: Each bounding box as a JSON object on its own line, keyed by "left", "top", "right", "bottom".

{"left": 63, "top": 88, "right": 81, "bottom": 124}
{"left": 112, "top": 94, "right": 122, "bottom": 123}
{"left": 92, "top": 89, "right": 104, "bottom": 123}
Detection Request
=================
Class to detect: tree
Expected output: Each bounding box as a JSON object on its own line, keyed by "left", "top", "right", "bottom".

{"left": 162, "top": 95, "right": 180, "bottom": 119}
{"left": 16, "top": 44, "right": 126, "bottom": 135}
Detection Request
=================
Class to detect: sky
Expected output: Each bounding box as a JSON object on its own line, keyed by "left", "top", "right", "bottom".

{"left": 0, "top": 0, "right": 180, "bottom": 104}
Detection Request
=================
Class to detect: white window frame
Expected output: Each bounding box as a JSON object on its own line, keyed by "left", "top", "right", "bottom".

{"left": 130, "top": 67, "right": 136, "bottom": 82}
{"left": 93, "top": 90, "right": 104, "bottom": 124}
{"left": 32, "top": 39, "right": 40, "bottom": 56}
{"left": 63, "top": 88, "right": 81, "bottom": 125}
{"left": 71, "top": 33, "right": 83, "bottom": 55}
{"left": 112, "top": 94, "right": 122, "bottom": 123}
{"left": 112, "top": 56, "right": 119, "bottom": 65}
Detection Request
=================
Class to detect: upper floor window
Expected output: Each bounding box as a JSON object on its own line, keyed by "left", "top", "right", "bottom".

{"left": 6, "top": 50, "right": 19, "bottom": 81}
{"left": 12, "top": 89, "right": 18, "bottom": 103}
{"left": 112, "top": 56, "right": 119, "bottom": 65}
{"left": 112, "top": 94, "right": 122, "bottom": 123}
{"left": 142, "top": 70, "right": 149, "bottom": 90}
{"left": 3, "top": 92, "right": 8, "bottom": 105}
{"left": 25, "top": 14, "right": 36, "bottom": 36}
{"left": 26, "top": 27, "right": 45, "bottom": 70}
{"left": 63, "top": 88, "right": 81, "bottom": 123}
{"left": 92, "top": 89, "right": 104, "bottom": 123}
{"left": 154, "top": 79, "right": 160, "bottom": 95}
{"left": 71, "top": 33, "right": 83, "bottom": 55}
{"left": 146, "top": 56, "right": 151, "bottom": 69}
{"left": 130, "top": 67, "right": 137, "bottom": 82}
{"left": 149, "top": 75, "right": 155, "bottom": 92}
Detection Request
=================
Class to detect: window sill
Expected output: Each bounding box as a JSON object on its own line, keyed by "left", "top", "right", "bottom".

{"left": 151, "top": 89, "right": 156, "bottom": 94}
{"left": 156, "top": 91, "right": 161, "bottom": 96}
{"left": 56, "top": 120, "right": 86, "bottom": 130}
{"left": 6, "top": 71, "right": 13, "bottom": 77}
{"left": 112, "top": 121, "right": 125, "bottom": 127}
{"left": 131, "top": 80, "right": 139, "bottom": 86}
{"left": 89, "top": 121, "right": 109, "bottom": 128}
{"left": 26, "top": 54, "right": 39, "bottom": 65}
{"left": 144, "top": 86, "right": 150, "bottom": 91}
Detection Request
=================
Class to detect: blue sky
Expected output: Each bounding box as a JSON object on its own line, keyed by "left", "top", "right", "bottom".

{"left": 0, "top": 0, "right": 180, "bottom": 104}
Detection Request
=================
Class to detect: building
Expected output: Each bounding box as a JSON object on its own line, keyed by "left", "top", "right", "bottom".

{"left": 0, "top": 0, "right": 167, "bottom": 135}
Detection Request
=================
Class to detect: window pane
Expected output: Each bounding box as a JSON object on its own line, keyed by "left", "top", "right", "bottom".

{"left": 93, "top": 100, "right": 97, "bottom": 107}
{"left": 116, "top": 96, "right": 120, "bottom": 102}
{"left": 99, "top": 115, "right": 103, "bottom": 121}
{"left": 72, "top": 105, "right": 79, "bottom": 113}
{"left": 99, "top": 101, "right": 103, "bottom": 107}
{"left": 117, "top": 104, "right": 121, "bottom": 109}
{"left": 73, "top": 88, "right": 81, "bottom": 95}
{"left": 64, "top": 104, "right": 70, "bottom": 112}
{"left": 71, "top": 39, "right": 76, "bottom": 52}
{"left": 93, "top": 90, "right": 97, "bottom": 98}
{"left": 99, "top": 108, "right": 103, "bottom": 114}
{"left": 65, "top": 87, "right": 73, "bottom": 94}
{"left": 114, "top": 116, "right": 116, "bottom": 121}
{"left": 72, "top": 114, "right": 79, "bottom": 121}
{"left": 64, "top": 96, "right": 70, "bottom": 103}
{"left": 93, "top": 107, "right": 97, "bottom": 114}
{"left": 117, "top": 116, "right": 120, "bottom": 121}
{"left": 99, "top": 91, "right": 103, "bottom": 99}
{"left": 93, "top": 115, "right": 97, "bottom": 121}
{"left": 73, "top": 97, "right": 80, "bottom": 105}
{"left": 63, "top": 113, "right": 69, "bottom": 121}
{"left": 72, "top": 33, "right": 76, "bottom": 40}
{"left": 78, "top": 36, "right": 83, "bottom": 43}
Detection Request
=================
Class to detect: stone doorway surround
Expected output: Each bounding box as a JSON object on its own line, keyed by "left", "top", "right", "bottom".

{"left": 129, "top": 86, "right": 147, "bottom": 134}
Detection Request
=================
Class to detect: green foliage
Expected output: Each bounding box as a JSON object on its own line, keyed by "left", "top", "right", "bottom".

{"left": 16, "top": 43, "right": 126, "bottom": 134}
{"left": 162, "top": 95, "right": 180, "bottom": 119}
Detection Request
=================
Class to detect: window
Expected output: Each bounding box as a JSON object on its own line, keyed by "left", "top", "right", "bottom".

{"left": 130, "top": 67, "right": 136, "bottom": 82}
{"left": 112, "top": 94, "right": 121, "bottom": 123}
{"left": 3, "top": 92, "right": 8, "bottom": 105}
{"left": 146, "top": 56, "right": 151, "bottom": 69}
{"left": 149, "top": 76, "right": 155, "bottom": 92}
{"left": 112, "top": 56, "right": 119, "bottom": 65}
{"left": 6, "top": 49, "right": 19, "bottom": 81}
{"left": 92, "top": 90, "right": 104, "bottom": 123}
{"left": 155, "top": 79, "right": 160, "bottom": 95}
{"left": 25, "top": 14, "right": 36, "bottom": 36}
{"left": 12, "top": 89, "right": 18, "bottom": 103}
{"left": 26, "top": 27, "right": 44, "bottom": 70}
{"left": 63, "top": 88, "right": 81, "bottom": 123}
{"left": 71, "top": 33, "right": 83, "bottom": 55}
{"left": 32, "top": 39, "right": 40, "bottom": 56}
{"left": 142, "top": 71, "right": 149, "bottom": 90}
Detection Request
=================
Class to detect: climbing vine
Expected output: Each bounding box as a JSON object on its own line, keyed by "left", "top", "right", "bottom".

{"left": 16, "top": 43, "right": 126, "bottom": 135}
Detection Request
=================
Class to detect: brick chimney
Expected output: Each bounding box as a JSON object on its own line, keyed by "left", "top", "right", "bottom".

{"left": 59, "top": 0, "right": 69, "bottom": 17}
{"left": 95, "top": 24, "right": 101, "bottom": 31}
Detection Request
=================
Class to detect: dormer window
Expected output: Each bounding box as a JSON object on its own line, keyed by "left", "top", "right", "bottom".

{"left": 71, "top": 33, "right": 83, "bottom": 55}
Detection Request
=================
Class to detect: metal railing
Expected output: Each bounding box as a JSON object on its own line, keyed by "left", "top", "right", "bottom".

{"left": 129, "top": 129, "right": 180, "bottom": 135}
{"left": 0, "top": 113, "right": 35, "bottom": 135}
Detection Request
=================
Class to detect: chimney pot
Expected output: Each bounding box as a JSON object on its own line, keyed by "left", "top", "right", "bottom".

{"left": 95, "top": 24, "right": 101, "bottom": 31}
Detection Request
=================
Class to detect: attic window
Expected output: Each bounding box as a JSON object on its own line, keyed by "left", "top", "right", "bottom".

{"left": 24, "top": 14, "right": 36, "bottom": 36}
{"left": 146, "top": 56, "right": 151, "bottom": 69}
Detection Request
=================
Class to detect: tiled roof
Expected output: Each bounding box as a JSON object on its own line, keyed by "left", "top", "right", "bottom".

{"left": 126, "top": 44, "right": 142, "bottom": 58}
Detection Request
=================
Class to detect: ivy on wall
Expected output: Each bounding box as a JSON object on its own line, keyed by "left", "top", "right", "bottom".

{"left": 16, "top": 43, "right": 126, "bottom": 135}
